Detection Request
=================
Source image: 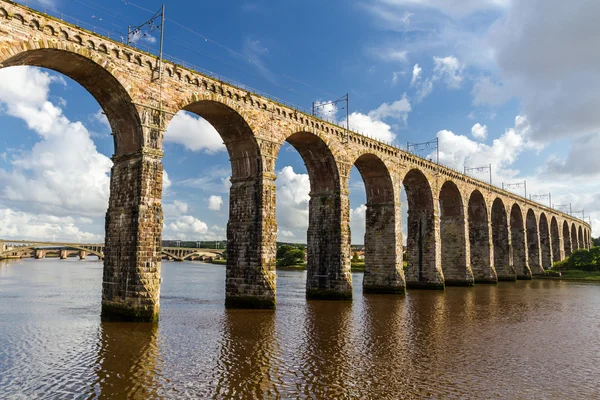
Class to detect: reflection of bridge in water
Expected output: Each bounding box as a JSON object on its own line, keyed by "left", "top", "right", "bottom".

{"left": 0, "top": 240, "right": 224, "bottom": 262}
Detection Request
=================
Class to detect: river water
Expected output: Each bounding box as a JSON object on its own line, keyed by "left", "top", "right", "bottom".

{"left": 1, "top": 258, "right": 600, "bottom": 399}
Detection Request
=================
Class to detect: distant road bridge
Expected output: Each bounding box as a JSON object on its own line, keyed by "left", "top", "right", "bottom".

{"left": 0, "top": 240, "right": 224, "bottom": 262}
{"left": 0, "top": 0, "right": 591, "bottom": 321}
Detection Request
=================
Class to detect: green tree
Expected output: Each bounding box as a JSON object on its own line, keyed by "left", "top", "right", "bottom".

{"left": 592, "top": 237, "right": 600, "bottom": 247}
{"left": 276, "top": 244, "right": 296, "bottom": 260}
{"left": 352, "top": 252, "right": 360, "bottom": 262}
{"left": 279, "top": 248, "right": 305, "bottom": 266}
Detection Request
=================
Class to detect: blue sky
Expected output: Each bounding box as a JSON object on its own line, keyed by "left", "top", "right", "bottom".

{"left": 1, "top": 0, "right": 599, "bottom": 243}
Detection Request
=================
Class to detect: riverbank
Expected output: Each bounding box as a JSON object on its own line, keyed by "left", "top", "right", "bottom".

{"left": 536, "top": 270, "right": 600, "bottom": 282}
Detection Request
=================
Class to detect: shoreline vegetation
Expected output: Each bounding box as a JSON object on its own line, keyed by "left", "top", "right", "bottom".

{"left": 535, "top": 247, "right": 600, "bottom": 282}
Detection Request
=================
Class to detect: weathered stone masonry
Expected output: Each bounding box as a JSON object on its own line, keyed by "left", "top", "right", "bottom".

{"left": 0, "top": 0, "right": 591, "bottom": 321}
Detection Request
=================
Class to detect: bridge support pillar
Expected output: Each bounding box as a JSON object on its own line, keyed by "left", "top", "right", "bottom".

{"left": 470, "top": 221, "right": 498, "bottom": 284}
{"left": 363, "top": 201, "right": 406, "bottom": 294}
{"left": 60, "top": 249, "right": 68, "bottom": 259}
{"left": 79, "top": 250, "right": 87, "bottom": 260}
{"left": 102, "top": 151, "right": 163, "bottom": 322}
{"left": 225, "top": 172, "right": 277, "bottom": 309}
{"left": 306, "top": 190, "right": 353, "bottom": 300}
{"left": 512, "top": 227, "right": 532, "bottom": 280}
{"left": 35, "top": 249, "right": 45, "bottom": 259}
{"left": 405, "top": 208, "right": 445, "bottom": 290}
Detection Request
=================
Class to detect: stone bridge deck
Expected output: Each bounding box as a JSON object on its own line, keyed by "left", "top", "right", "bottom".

{"left": 0, "top": 0, "right": 591, "bottom": 321}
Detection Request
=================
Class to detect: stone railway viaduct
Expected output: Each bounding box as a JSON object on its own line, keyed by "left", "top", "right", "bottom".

{"left": 0, "top": 1, "right": 591, "bottom": 321}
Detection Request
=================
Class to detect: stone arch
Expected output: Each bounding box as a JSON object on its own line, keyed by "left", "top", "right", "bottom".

{"left": 438, "top": 181, "right": 472, "bottom": 285}
{"left": 539, "top": 213, "right": 553, "bottom": 270}
{"left": 403, "top": 169, "right": 443, "bottom": 289}
{"left": 468, "top": 190, "right": 496, "bottom": 283}
{"left": 174, "top": 99, "right": 277, "bottom": 308}
{"left": 578, "top": 226, "right": 584, "bottom": 250}
{"left": 353, "top": 153, "right": 404, "bottom": 294}
{"left": 563, "top": 221, "right": 572, "bottom": 257}
{"left": 0, "top": 47, "right": 141, "bottom": 155}
{"left": 510, "top": 204, "right": 531, "bottom": 279}
{"left": 571, "top": 222, "right": 578, "bottom": 250}
{"left": 550, "top": 216, "right": 561, "bottom": 262}
{"left": 492, "top": 198, "right": 515, "bottom": 281}
{"left": 283, "top": 130, "right": 351, "bottom": 299}
{"left": 526, "top": 210, "right": 543, "bottom": 274}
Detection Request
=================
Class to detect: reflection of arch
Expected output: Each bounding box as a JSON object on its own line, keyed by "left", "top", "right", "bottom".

{"left": 550, "top": 217, "right": 561, "bottom": 262}
{"left": 0, "top": 48, "right": 141, "bottom": 155}
{"left": 578, "top": 226, "right": 584, "bottom": 250}
{"left": 404, "top": 169, "right": 443, "bottom": 289}
{"left": 439, "top": 181, "right": 472, "bottom": 285}
{"left": 571, "top": 223, "right": 578, "bottom": 250}
{"left": 492, "top": 198, "right": 515, "bottom": 281}
{"left": 175, "top": 100, "right": 277, "bottom": 308}
{"left": 526, "top": 210, "right": 543, "bottom": 274}
{"left": 563, "top": 221, "right": 572, "bottom": 256}
{"left": 284, "top": 131, "right": 351, "bottom": 299}
{"left": 539, "top": 213, "right": 552, "bottom": 270}
{"left": 354, "top": 154, "right": 404, "bottom": 294}
{"left": 468, "top": 190, "right": 496, "bottom": 283}
{"left": 510, "top": 204, "right": 531, "bottom": 279}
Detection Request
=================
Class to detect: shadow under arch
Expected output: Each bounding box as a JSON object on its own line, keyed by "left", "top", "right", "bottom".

{"left": 563, "top": 221, "right": 572, "bottom": 256}
{"left": 571, "top": 223, "right": 578, "bottom": 250}
{"left": 550, "top": 216, "right": 561, "bottom": 262}
{"left": 403, "top": 169, "right": 443, "bottom": 289}
{"left": 526, "top": 209, "right": 543, "bottom": 274}
{"left": 283, "top": 131, "right": 352, "bottom": 300}
{"left": 510, "top": 204, "right": 531, "bottom": 279}
{"left": 1, "top": 48, "right": 141, "bottom": 155}
{"left": 438, "top": 180, "right": 472, "bottom": 285}
{"left": 468, "top": 190, "right": 497, "bottom": 283}
{"left": 353, "top": 153, "right": 404, "bottom": 294}
{"left": 578, "top": 226, "right": 584, "bottom": 250}
{"left": 491, "top": 198, "right": 516, "bottom": 281}
{"left": 539, "top": 213, "right": 553, "bottom": 270}
{"left": 176, "top": 99, "right": 277, "bottom": 309}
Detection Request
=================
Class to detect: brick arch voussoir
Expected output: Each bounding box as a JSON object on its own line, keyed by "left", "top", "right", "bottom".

{"left": 284, "top": 126, "right": 351, "bottom": 169}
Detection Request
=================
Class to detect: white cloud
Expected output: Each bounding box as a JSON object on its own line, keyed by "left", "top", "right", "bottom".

{"left": 163, "top": 200, "right": 189, "bottom": 217}
{"left": 471, "top": 123, "right": 488, "bottom": 140}
{"left": 391, "top": 71, "right": 403, "bottom": 87}
{"left": 472, "top": 76, "right": 511, "bottom": 106}
{"left": 0, "top": 67, "right": 112, "bottom": 218}
{"left": 364, "top": 0, "right": 509, "bottom": 20}
{"left": 168, "top": 215, "right": 208, "bottom": 234}
{"left": 350, "top": 204, "right": 367, "bottom": 244}
{"left": 435, "top": 115, "right": 532, "bottom": 181}
{"left": 414, "top": 55, "right": 463, "bottom": 102}
{"left": 276, "top": 166, "right": 310, "bottom": 241}
{"left": 0, "top": 207, "right": 102, "bottom": 242}
{"left": 411, "top": 63, "right": 422, "bottom": 86}
{"left": 208, "top": 195, "right": 223, "bottom": 211}
{"left": 164, "top": 111, "right": 225, "bottom": 153}
{"left": 433, "top": 55, "right": 464, "bottom": 89}
{"left": 347, "top": 112, "right": 396, "bottom": 143}
{"left": 313, "top": 100, "right": 338, "bottom": 121}
{"left": 481, "top": 0, "right": 600, "bottom": 142}
{"left": 367, "top": 94, "right": 412, "bottom": 123}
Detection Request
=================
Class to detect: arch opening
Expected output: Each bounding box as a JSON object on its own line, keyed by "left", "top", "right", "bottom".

{"left": 1, "top": 48, "right": 141, "bottom": 155}
{"left": 403, "top": 169, "right": 443, "bottom": 289}
{"left": 172, "top": 100, "right": 277, "bottom": 308}
{"left": 526, "top": 210, "right": 543, "bottom": 274}
{"left": 439, "top": 181, "right": 472, "bottom": 285}
{"left": 539, "top": 213, "right": 553, "bottom": 270}
{"left": 550, "top": 217, "right": 561, "bottom": 262}
{"left": 510, "top": 204, "right": 531, "bottom": 279}
{"left": 282, "top": 131, "right": 351, "bottom": 300}
{"left": 354, "top": 154, "right": 404, "bottom": 294}
{"left": 571, "top": 223, "right": 578, "bottom": 251}
{"left": 578, "top": 226, "right": 584, "bottom": 251}
{"left": 492, "top": 198, "right": 515, "bottom": 281}
{"left": 563, "top": 221, "right": 572, "bottom": 257}
{"left": 468, "top": 190, "right": 496, "bottom": 283}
